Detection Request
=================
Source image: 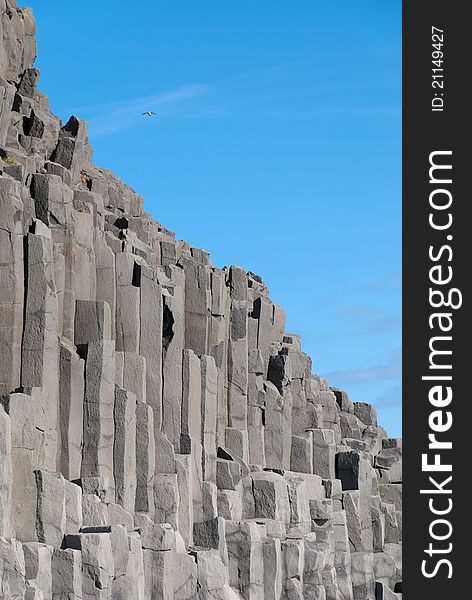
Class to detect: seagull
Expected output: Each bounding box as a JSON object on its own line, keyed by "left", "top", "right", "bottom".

{"left": 142, "top": 111, "right": 158, "bottom": 117}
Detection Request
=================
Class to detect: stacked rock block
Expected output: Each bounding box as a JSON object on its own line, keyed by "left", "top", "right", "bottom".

{"left": 0, "top": 1, "right": 402, "bottom": 598}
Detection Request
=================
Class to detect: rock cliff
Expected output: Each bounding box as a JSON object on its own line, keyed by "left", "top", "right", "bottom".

{"left": 0, "top": 2, "right": 402, "bottom": 599}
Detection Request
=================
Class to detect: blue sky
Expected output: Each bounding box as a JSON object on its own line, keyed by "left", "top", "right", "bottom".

{"left": 30, "top": 1, "right": 401, "bottom": 436}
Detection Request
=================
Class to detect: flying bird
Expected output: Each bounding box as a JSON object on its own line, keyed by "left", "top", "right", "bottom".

{"left": 142, "top": 111, "right": 158, "bottom": 117}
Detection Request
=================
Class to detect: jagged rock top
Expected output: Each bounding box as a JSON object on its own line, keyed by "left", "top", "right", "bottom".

{"left": 0, "top": 1, "right": 36, "bottom": 82}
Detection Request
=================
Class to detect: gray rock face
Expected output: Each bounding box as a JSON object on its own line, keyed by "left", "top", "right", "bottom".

{"left": 113, "top": 387, "right": 137, "bottom": 513}
{"left": 0, "top": 178, "right": 24, "bottom": 397}
{"left": 34, "top": 470, "right": 66, "bottom": 547}
{"left": 0, "top": 406, "right": 12, "bottom": 538}
{"left": 0, "top": 2, "right": 401, "bottom": 597}
{"left": 59, "top": 341, "right": 84, "bottom": 481}
{"left": 80, "top": 339, "right": 115, "bottom": 499}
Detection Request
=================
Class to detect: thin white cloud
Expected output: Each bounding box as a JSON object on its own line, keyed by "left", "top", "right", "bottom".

{"left": 84, "top": 84, "right": 210, "bottom": 138}
{"left": 313, "top": 271, "right": 401, "bottom": 312}
{"left": 375, "top": 385, "right": 402, "bottom": 408}
{"left": 328, "top": 306, "right": 384, "bottom": 319}
{"left": 58, "top": 84, "right": 209, "bottom": 118}
{"left": 53, "top": 45, "right": 400, "bottom": 139}
{"left": 325, "top": 347, "right": 401, "bottom": 386}
{"left": 353, "top": 315, "right": 401, "bottom": 337}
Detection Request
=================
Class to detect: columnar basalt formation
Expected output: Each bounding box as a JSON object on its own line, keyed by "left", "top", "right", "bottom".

{"left": 0, "top": 2, "right": 402, "bottom": 598}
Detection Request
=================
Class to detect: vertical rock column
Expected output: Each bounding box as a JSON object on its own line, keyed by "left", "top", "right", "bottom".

{"left": 181, "top": 349, "right": 204, "bottom": 522}
{"left": 0, "top": 178, "right": 24, "bottom": 396}
{"left": 251, "top": 295, "right": 274, "bottom": 371}
{"left": 95, "top": 232, "right": 116, "bottom": 339}
{"left": 54, "top": 218, "right": 76, "bottom": 342}
{"left": 113, "top": 387, "right": 137, "bottom": 514}
{"left": 247, "top": 293, "right": 275, "bottom": 467}
{"left": 72, "top": 191, "right": 97, "bottom": 303}
{"left": 75, "top": 300, "right": 115, "bottom": 500}
{"left": 0, "top": 78, "right": 16, "bottom": 146}
{"left": 51, "top": 548, "right": 83, "bottom": 600}
{"left": 209, "top": 269, "right": 230, "bottom": 443}
{"left": 266, "top": 354, "right": 293, "bottom": 470}
{"left": 135, "top": 399, "right": 155, "bottom": 519}
{"left": 21, "top": 224, "right": 60, "bottom": 471}
{"left": 51, "top": 115, "right": 91, "bottom": 183}
{"left": 226, "top": 520, "right": 265, "bottom": 599}
{"left": 139, "top": 265, "right": 163, "bottom": 433}
{"left": 227, "top": 266, "right": 249, "bottom": 430}
{"left": 182, "top": 257, "right": 211, "bottom": 356}
{"left": 282, "top": 343, "right": 312, "bottom": 436}
{"left": 201, "top": 355, "right": 218, "bottom": 483}
{"left": 0, "top": 392, "right": 37, "bottom": 541}
{"left": 115, "top": 252, "right": 140, "bottom": 353}
{"left": 161, "top": 266, "right": 185, "bottom": 448}
{"left": 0, "top": 405, "right": 12, "bottom": 537}
{"left": 59, "top": 339, "right": 84, "bottom": 481}
{"left": 30, "top": 173, "right": 74, "bottom": 328}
